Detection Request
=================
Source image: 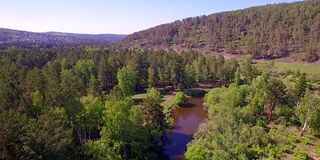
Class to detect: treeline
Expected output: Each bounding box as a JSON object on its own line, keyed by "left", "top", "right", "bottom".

{"left": 0, "top": 28, "right": 122, "bottom": 50}
{"left": 0, "top": 46, "right": 245, "bottom": 159}
{"left": 120, "top": 0, "right": 320, "bottom": 62}
{"left": 0, "top": 46, "right": 244, "bottom": 111}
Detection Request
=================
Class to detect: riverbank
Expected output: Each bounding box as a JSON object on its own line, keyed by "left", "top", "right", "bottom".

{"left": 164, "top": 97, "right": 207, "bottom": 159}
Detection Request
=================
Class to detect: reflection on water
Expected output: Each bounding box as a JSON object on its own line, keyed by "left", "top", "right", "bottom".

{"left": 164, "top": 97, "right": 207, "bottom": 160}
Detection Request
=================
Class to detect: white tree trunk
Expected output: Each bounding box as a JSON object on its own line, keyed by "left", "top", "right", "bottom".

{"left": 300, "top": 108, "right": 310, "bottom": 136}
{"left": 300, "top": 120, "right": 307, "bottom": 136}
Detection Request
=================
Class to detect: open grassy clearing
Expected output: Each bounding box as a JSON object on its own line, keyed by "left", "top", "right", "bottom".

{"left": 274, "top": 62, "right": 320, "bottom": 74}
{"left": 131, "top": 93, "right": 148, "bottom": 100}
{"left": 131, "top": 91, "right": 175, "bottom": 106}
{"left": 132, "top": 88, "right": 209, "bottom": 107}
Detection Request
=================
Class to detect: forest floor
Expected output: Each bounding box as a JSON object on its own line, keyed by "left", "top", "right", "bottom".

{"left": 268, "top": 123, "right": 320, "bottom": 160}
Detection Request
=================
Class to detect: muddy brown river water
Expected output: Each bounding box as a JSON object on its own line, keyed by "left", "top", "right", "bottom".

{"left": 164, "top": 97, "right": 207, "bottom": 160}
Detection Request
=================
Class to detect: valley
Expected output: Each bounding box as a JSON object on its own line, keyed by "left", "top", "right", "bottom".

{"left": 1, "top": 0, "right": 320, "bottom": 159}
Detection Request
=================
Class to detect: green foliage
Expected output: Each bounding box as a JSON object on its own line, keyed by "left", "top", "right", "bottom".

{"left": 292, "top": 73, "right": 308, "bottom": 103}
{"left": 234, "top": 67, "right": 242, "bottom": 86}
{"left": 295, "top": 90, "right": 320, "bottom": 133}
{"left": 249, "top": 144, "right": 265, "bottom": 159}
{"left": 142, "top": 97, "right": 168, "bottom": 135}
{"left": 288, "top": 134, "right": 301, "bottom": 144}
{"left": 316, "top": 146, "right": 320, "bottom": 156}
{"left": 266, "top": 78, "right": 287, "bottom": 121}
{"left": 61, "top": 58, "right": 68, "bottom": 71}
{"left": 239, "top": 56, "right": 258, "bottom": 84}
{"left": 292, "top": 148, "right": 308, "bottom": 160}
{"left": 185, "top": 64, "right": 197, "bottom": 87}
{"left": 20, "top": 108, "right": 73, "bottom": 159}
{"left": 1, "top": 43, "right": 319, "bottom": 159}
{"left": 77, "top": 95, "right": 104, "bottom": 137}
{"left": 300, "top": 138, "right": 312, "bottom": 145}
{"left": 219, "top": 84, "right": 244, "bottom": 108}
{"left": 86, "top": 99, "right": 152, "bottom": 159}
{"left": 0, "top": 108, "right": 74, "bottom": 159}
{"left": 186, "top": 82, "right": 275, "bottom": 159}
{"left": 117, "top": 66, "right": 136, "bottom": 97}
{"left": 256, "top": 120, "right": 267, "bottom": 128}
{"left": 173, "top": 92, "right": 187, "bottom": 106}
{"left": 266, "top": 143, "right": 281, "bottom": 159}
{"left": 0, "top": 109, "right": 28, "bottom": 159}
{"left": 279, "top": 144, "right": 294, "bottom": 154}
{"left": 146, "top": 87, "right": 162, "bottom": 104}
{"left": 205, "top": 87, "right": 226, "bottom": 107}
{"left": 147, "top": 67, "right": 155, "bottom": 88}
{"left": 106, "top": 85, "right": 123, "bottom": 102}
{"left": 30, "top": 90, "right": 45, "bottom": 117}
{"left": 184, "top": 143, "right": 210, "bottom": 160}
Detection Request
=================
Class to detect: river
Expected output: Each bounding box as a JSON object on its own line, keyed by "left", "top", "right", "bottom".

{"left": 164, "top": 97, "right": 207, "bottom": 160}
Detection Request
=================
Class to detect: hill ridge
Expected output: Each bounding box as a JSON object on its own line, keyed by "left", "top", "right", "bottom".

{"left": 119, "top": 0, "right": 320, "bottom": 62}
{"left": 0, "top": 28, "right": 126, "bottom": 49}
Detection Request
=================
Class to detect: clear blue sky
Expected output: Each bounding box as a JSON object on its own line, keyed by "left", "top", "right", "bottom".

{"left": 0, "top": 0, "right": 300, "bottom": 34}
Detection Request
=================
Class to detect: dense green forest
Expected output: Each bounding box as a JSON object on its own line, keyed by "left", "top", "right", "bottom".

{"left": 120, "top": 0, "right": 320, "bottom": 62}
{"left": 0, "top": 46, "right": 320, "bottom": 159}
{"left": 0, "top": 46, "right": 237, "bottom": 159}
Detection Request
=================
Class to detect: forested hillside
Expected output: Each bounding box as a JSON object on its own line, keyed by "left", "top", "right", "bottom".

{"left": 0, "top": 28, "right": 126, "bottom": 50}
{"left": 120, "top": 0, "right": 320, "bottom": 62}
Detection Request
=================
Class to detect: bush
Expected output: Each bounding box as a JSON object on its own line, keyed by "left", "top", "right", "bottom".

{"left": 292, "top": 148, "right": 308, "bottom": 160}
{"left": 300, "top": 138, "right": 311, "bottom": 145}
{"left": 316, "top": 146, "right": 320, "bottom": 156}
{"left": 266, "top": 143, "right": 281, "bottom": 159}
{"left": 288, "top": 134, "right": 301, "bottom": 144}
{"left": 249, "top": 145, "right": 265, "bottom": 158}
{"left": 280, "top": 120, "right": 288, "bottom": 127}
{"left": 256, "top": 119, "right": 267, "bottom": 128}
{"left": 286, "top": 69, "right": 293, "bottom": 76}
{"left": 309, "top": 73, "right": 320, "bottom": 84}
{"left": 173, "top": 92, "right": 187, "bottom": 106}
{"left": 279, "top": 144, "right": 293, "bottom": 154}
{"left": 281, "top": 106, "right": 294, "bottom": 117}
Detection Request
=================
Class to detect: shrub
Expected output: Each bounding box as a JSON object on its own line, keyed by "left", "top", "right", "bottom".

{"left": 256, "top": 119, "right": 267, "bottom": 128}
{"left": 292, "top": 148, "right": 308, "bottom": 160}
{"left": 316, "top": 146, "right": 320, "bottom": 156}
{"left": 286, "top": 69, "right": 293, "bottom": 76}
{"left": 280, "top": 120, "right": 288, "bottom": 127}
{"left": 266, "top": 143, "right": 282, "bottom": 159}
{"left": 288, "top": 134, "right": 300, "bottom": 144}
{"left": 279, "top": 144, "right": 293, "bottom": 154}
{"left": 249, "top": 144, "right": 265, "bottom": 158}
{"left": 173, "top": 92, "right": 187, "bottom": 106}
{"left": 300, "top": 138, "right": 311, "bottom": 145}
